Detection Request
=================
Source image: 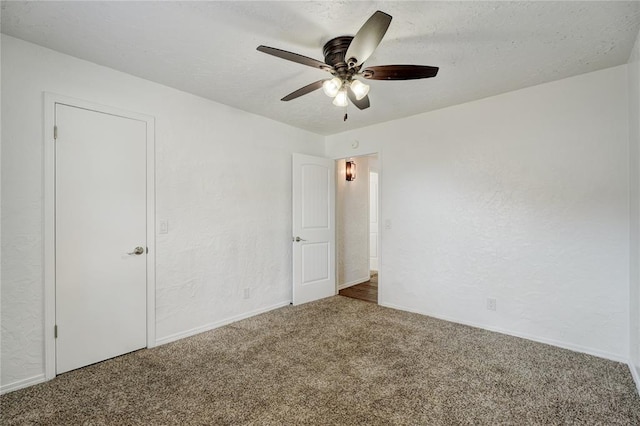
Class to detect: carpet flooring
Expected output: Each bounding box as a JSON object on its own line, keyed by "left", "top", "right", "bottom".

{"left": 2, "top": 296, "right": 639, "bottom": 425}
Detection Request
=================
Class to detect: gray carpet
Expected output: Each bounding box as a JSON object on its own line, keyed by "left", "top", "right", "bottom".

{"left": 2, "top": 296, "right": 639, "bottom": 425}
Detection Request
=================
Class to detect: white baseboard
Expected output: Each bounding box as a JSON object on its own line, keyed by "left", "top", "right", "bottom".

{"left": 7, "top": 302, "right": 636, "bottom": 396}
{"left": 155, "top": 300, "right": 291, "bottom": 346}
{"left": 379, "top": 301, "right": 627, "bottom": 363}
{"left": 0, "top": 373, "right": 46, "bottom": 395}
{"left": 1, "top": 302, "right": 291, "bottom": 394}
{"left": 338, "top": 276, "right": 370, "bottom": 290}
{"left": 629, "top": 362, "right": 640, "bottom": 395}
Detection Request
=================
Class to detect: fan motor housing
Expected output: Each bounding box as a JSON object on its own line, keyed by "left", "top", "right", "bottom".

{"left": 323, "top": 36, "right": 357, "bottom": 79}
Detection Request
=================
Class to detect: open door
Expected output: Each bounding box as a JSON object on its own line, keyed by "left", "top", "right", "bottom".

{"left": 292, "top": 153, "right": 336, "bottom": 305}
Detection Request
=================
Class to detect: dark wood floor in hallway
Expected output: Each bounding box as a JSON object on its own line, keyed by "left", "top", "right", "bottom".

{"left": 338, "top": 272, "right": 378, "bottom": 303}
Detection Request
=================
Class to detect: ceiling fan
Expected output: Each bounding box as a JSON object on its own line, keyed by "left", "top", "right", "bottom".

{"left": 257, "top": 11, "right": 439, "bottom": 120}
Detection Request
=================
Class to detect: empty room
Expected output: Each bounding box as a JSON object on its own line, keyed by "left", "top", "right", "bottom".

{"left": 2, "top": 1, "right": 640, "bottom": 424}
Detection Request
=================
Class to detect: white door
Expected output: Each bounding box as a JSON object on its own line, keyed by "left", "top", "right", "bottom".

{"left": 292, "top": 153, "right": 336, "bottom": 305}
{"left": 369, "top": 171, "right": 379, "bottom": 271}
{"left": 55, "top": 104, "right": 147, "bottom": 374}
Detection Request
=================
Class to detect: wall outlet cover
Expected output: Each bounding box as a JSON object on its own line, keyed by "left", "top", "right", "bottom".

{"left": 487, "top": 298, "right": 497, "bottom": 311}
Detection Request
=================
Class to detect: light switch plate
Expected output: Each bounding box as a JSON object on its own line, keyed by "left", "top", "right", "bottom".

{"left": 159, "top": 220, "right": 169, "bottom": 234}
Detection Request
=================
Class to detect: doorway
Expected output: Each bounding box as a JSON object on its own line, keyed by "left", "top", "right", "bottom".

{"left": 44, "top": 94, "right": 156, "bottom": 379}
{"left": 336, "top": 154, "right": 379, "bottom": 303}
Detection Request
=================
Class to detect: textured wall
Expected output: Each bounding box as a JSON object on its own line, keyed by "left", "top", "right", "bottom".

{"left": 336, "top": 156, "right": 370, "bottom": 288}
{"left": 0, "top": 35, "right": 324, "bottom": 390}
{"left": 326, "top": 65, "right": 630, "bottom": 360}
{"left": 629, "top": 29, "right": 640, "bottom": 379}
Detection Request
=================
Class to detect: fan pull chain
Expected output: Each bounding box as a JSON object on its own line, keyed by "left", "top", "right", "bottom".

{"left": 343, "top": 104, "right": 348, "bottom": 122}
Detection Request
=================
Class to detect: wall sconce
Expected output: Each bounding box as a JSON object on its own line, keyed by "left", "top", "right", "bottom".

{"left": 346, "top": 160, "right": 356, "bottom": 181}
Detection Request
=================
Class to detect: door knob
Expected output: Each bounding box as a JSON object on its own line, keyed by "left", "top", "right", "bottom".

{"left": 293, "top": 236, "right": 307, "bottom": 242}
{"left": 128, "top": 246, "right": 145, "bottom": 255}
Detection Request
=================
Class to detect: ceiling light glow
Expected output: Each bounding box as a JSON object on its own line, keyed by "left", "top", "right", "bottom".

{"left": 350, "top": 80, "right": 370, "bottom": 100}
{"left": 322, "top": 77, "right": 343, "bottom": 97}
{"left": 332, "top": 89, "right": 349, "bottom": 107}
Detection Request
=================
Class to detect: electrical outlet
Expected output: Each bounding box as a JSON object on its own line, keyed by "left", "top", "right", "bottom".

{"left": 487, "top": 298, "right": 497, "bottom": 311}
{"left": 243, "top": 288, "right": 250, "bottom": 299}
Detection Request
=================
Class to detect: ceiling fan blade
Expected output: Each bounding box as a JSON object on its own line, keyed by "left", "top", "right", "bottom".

{"left": 362, "top": 65, "right": 439, "bottom": 80}
{"left": 257, "top": 45, "right": 333, "bottom": 72}
{"left": 347, "top": 90, "right": 370, "bottom": 110}
{"left": 281, "top": 80, "right": 325, "bottom": 101}
{"left": 345, "top": 11, "right": 392, "bottom": 69}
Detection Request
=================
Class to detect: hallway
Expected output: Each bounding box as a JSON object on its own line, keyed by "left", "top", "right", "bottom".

{"left": 338, "top": 272, "right": 377, "bottom": 303}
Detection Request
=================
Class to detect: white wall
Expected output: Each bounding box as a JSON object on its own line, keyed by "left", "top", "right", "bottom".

{"left": 336, "top": 156, "right": 370, "bottom": 288}
{"left": 326, "top": 65, "right": 630, "bottom": 361}
{"left": 629, "top": 29, "right": 640, "bottom": 381}
{"left": 0, "top": 35, "right": 324, "bottom": 391}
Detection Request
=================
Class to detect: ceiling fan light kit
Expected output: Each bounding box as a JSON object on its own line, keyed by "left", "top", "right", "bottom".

{"left": 333, "top": 89, "right": 349, "bottom": 107}
{"left": 349, "top": 80, "right": 370, "bottom": 100}
{"left": 322, "top": 77, "right": 342, "bottom": 97}
{"left": 257, "top": 10, "right": 439, "bottom": 119}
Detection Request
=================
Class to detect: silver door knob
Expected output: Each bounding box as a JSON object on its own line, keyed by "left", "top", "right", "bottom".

{"left": 128, "top": 246, "right": 145, "bottom": 255}
{"left": 293, "top": 236, "right": 307, "bottom": 242}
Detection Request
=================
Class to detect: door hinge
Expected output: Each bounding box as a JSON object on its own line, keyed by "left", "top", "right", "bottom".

{"left": 54, "top": 325, "right": 58, "bottom": 339}
{"left": 53, "top": 125, "right": 58, "bottom": 140}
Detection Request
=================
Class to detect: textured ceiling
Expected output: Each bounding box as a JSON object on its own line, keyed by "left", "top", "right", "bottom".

{"left": 2, "top": 1, "right": 639, "bottom": 135}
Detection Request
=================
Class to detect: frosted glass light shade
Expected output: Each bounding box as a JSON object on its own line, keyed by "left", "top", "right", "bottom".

{"left": 322, "top": 78, "right": 342, "bottom": 97}
{"left": 332, "top": 89, "right": 349, "bottom": 107}
{"left": 350, "top": 79, "right": 370, "bottom": 100}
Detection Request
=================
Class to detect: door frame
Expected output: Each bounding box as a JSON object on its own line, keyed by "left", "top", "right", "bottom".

{"left": 43, "top": 93, "right": 156, "bottom": 380}
{"left": 333, "top": 152, "right": 382, "bottom": 299}
{"left": 369, "top": 169, "right": 379, "bottom": 272}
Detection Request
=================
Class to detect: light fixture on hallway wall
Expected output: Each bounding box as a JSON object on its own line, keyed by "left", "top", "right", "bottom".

{"left": 346, "top": 160, "right": 356, "bottom": 181}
